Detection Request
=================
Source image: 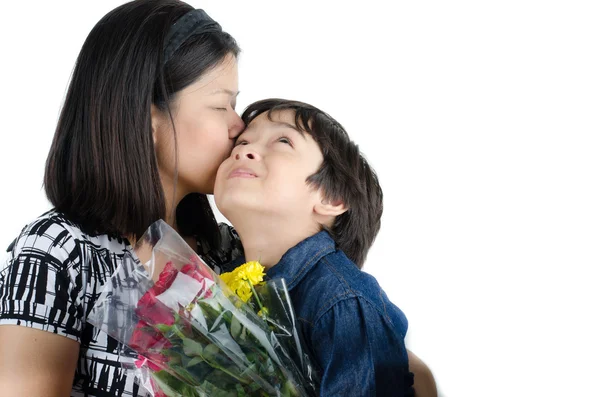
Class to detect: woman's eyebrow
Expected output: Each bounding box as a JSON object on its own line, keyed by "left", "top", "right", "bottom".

{"left": 209, "top": 89, "right": 240, "bottom": 97}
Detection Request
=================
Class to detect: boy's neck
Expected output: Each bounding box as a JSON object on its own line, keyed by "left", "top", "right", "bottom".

{"left": 231, "top": 213, "right": 321, "bottom": 269}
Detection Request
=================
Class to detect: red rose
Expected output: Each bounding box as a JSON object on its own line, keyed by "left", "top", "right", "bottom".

{"left": 181, "top": 262, "right": 213, "bottom": 299}
{"left": 130, "top": 320, "right": 172, "bottom": 351}
{"left": 134, "top": 355, "right": 164, "bottom": 372}
{"left": 186, "top": 256, "right": 215, "bottom": 281}
{"left": 153, "top": 261, "right": 179, "bottom": 294}
{"left": 151, "top": 378, "right": 168, "bottom": 397}
{"left": 135, "top": 262, "right": 180, "bottom": 326}
{"left": 129, "top": 320, "right": 172, "bottom": 370}
{"left": 136, "top": 288, "right": 176, "bottom": 326}
{"left": 144, "top": 357, "right": 165, "bottom": 372}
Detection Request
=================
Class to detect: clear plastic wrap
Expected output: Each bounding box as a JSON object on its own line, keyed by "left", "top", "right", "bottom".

{"left": 87, "top": 220, "right": 317, "bottom": 396}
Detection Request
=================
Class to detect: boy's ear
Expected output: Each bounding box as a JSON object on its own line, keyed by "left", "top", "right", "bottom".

{"left": 314, "top": 197, "right": 348, "bottom": 217}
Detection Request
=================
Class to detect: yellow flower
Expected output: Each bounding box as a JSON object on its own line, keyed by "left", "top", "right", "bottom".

{"left": 219, "top": 261, "right": 265, "bottom": 303}
{"left": 219, "top": 271, "right": 233, "bottom": 285}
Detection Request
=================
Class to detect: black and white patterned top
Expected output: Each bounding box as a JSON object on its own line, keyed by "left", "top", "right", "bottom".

{"left": 0, "top": 210, "right": 242, "bottom": 396}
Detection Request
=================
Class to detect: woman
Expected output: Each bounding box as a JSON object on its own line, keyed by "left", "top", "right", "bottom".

{"left": 0, "top": 1, "right": 244, "bottom": 395}
{"left": 0, "top": 1, "right": 437, "bottom": 396}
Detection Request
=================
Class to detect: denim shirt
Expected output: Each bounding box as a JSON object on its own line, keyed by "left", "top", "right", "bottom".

{"left": 266, "top": 231, "right": 415, "bottom": 397}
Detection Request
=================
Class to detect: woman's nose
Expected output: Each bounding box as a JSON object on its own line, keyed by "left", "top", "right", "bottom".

{"left": 229, "top": 113, "right": 245, "bottom": 139}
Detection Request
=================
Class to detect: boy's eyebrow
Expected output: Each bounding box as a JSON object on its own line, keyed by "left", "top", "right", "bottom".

{"left": 238, "top": 119, "right": 307, "bottom": 142}
{"left": 270, "top": 121, "right": 307, "bottom": 140}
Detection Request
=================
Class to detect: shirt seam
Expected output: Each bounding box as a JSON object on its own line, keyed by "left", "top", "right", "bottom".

{"left": 321, "top": 256, "right": 394, "bottom": 325}
{"left": 322, "top": 256, "right": 357, "bottom": 293}
{"left": 288, "top": 245, "right": 334, "bottom": 288}
{"left": 379, "top": 289, "right": 391, "bottom": 323}
{"left": 312, "top": 288, "right": 394, "bottom": 331}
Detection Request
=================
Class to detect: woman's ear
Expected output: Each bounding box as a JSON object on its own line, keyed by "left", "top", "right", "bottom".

{"left": 150, "top": 104, "right": 162, "bottom": 145}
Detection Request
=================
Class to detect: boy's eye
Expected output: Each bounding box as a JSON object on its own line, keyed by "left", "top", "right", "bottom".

{"left": 215, "top": 107, "right": 228, "bottom": 112}
{"left": 277, "top": 136, "right": 292, "bottom": 146}
{"left": 235, "top": 140, "right": 248, "bottom": 146}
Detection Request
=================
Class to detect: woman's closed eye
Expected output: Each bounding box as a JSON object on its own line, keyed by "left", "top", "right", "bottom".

{"left": 214, "top": 101, "right": 237, "bottom": 112}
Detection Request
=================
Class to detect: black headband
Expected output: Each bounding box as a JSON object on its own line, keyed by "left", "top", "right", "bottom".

{"left": 163, "top": 9, "right": 222, "bottom": 65}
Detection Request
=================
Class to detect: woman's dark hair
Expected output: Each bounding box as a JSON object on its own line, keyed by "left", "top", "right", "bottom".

{"left": 241, "top": 99, "right": 384, "bottom": 268}
{"left": 44, "top": 0, "right": 240, "bottom": 244}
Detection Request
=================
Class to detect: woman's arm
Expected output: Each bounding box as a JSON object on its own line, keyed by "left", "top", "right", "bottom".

{"left": 0, "top": 325, "right": 79, "bottom": 397}
{"left": 0, "top": 216, "right": 86, "bottom": 396}
{"left": 408, "top": 350, "right": 438, "bottom": 397}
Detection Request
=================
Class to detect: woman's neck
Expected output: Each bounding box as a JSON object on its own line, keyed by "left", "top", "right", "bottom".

{"left": 127, "top": 173, "right": 190, "bottom": 247}
{"left": 160, "top": 171, "right": 189, "bottom": 230}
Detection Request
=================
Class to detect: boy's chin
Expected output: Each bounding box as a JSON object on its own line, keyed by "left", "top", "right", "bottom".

{"left": 216, "top": 195, "right": 264, "bottom": 219}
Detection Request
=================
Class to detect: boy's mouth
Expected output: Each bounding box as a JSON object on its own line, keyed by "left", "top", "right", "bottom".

{"left": 228, "top": 167, "right": 258, "bottom": 179}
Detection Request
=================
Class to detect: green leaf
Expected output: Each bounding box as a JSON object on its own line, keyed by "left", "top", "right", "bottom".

{"left": 169, "top": 364, "right": 201, "bottom": 386}
{"left": 182, "top": 338, "right": 204, "bottom": 357}
{"left": 169, "top": 354, "right": 182, "bottom": 366}
{"left": 281, "top": 379, "right": 300, "bottom": 396}
{"left": 200, "top": 379, "right": 239, "bottom": 397}
{"left": 186, "top": 356, "right": 204, "bottom": 368}
{"left": 155, "top": 323, "right": 173, "bottom": 334}
{"left": 181, "top": 385, "right": 199, "bottom": 397}
{"left": 203, "top": 343, "right": 220, "bottom": 361}
{"left": 151, "top": 370, "right": 197, "bottom": 396}
{"left": 230, "top": 315, "right": 242, "bottom": 339}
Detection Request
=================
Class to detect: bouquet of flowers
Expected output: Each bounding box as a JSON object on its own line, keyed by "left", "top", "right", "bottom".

{"left": 87, "top": 220, "right": 318, "bottom": 396}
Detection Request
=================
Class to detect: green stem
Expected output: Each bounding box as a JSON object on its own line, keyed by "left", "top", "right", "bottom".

{"left": 171, "top": 322, "right": 252, "bottom": 385}
{"left": 248, "top": 280, "right": 264, "bottom": 313}
{"left": 171, "top": 324, "right": 187, "bottom": 340}
{"left": 204, "top": 358, "right": 250, "bottom": 385}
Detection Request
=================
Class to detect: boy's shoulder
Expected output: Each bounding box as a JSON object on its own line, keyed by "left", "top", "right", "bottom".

{"left": 313, "top": 248, "right": 380, "bottom": 297}
{"left": 297, "top": 248, "right": 406, "bottom": 330}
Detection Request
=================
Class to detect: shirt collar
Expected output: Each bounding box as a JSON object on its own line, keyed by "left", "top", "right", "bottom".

{"left": 266, "top": 230, "right": 335, "bottom": 290}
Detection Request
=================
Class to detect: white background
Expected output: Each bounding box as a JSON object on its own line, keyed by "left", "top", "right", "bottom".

{"left": 1, "top": 1, "right": 599, "bottom": 396}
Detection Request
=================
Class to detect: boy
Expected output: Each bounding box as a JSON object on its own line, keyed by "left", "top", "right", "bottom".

{"left": 214, "top": 99, "right": 415, "bottom": 396}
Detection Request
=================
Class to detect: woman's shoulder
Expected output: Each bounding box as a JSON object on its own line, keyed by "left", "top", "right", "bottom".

{"left": 1, "top": 210, "right": 133, "bottom": 338}
{"left": 5, "top": 210, "right": 130, "bottom": 264}
{"left": 6, "top": 210, "right": 81, "bottom": 256}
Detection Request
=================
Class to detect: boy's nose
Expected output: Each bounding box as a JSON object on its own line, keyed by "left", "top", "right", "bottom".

{"left": 234, "top": 148, "right": 260, "bottom": 161}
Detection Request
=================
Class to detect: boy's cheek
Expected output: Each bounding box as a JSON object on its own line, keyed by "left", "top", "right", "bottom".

{"left": 214, "top": 162, "right": 229, "bottom": 187}
{"left": 217, "top": 157, "right": 231, "bottom": 172}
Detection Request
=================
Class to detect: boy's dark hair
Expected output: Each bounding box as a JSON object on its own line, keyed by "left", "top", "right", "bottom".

{"left": 44, "top": 0, "right": 239, "bottom": 245}
{"left": 241, "top": 99, "right": 383, "bottom": 268}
